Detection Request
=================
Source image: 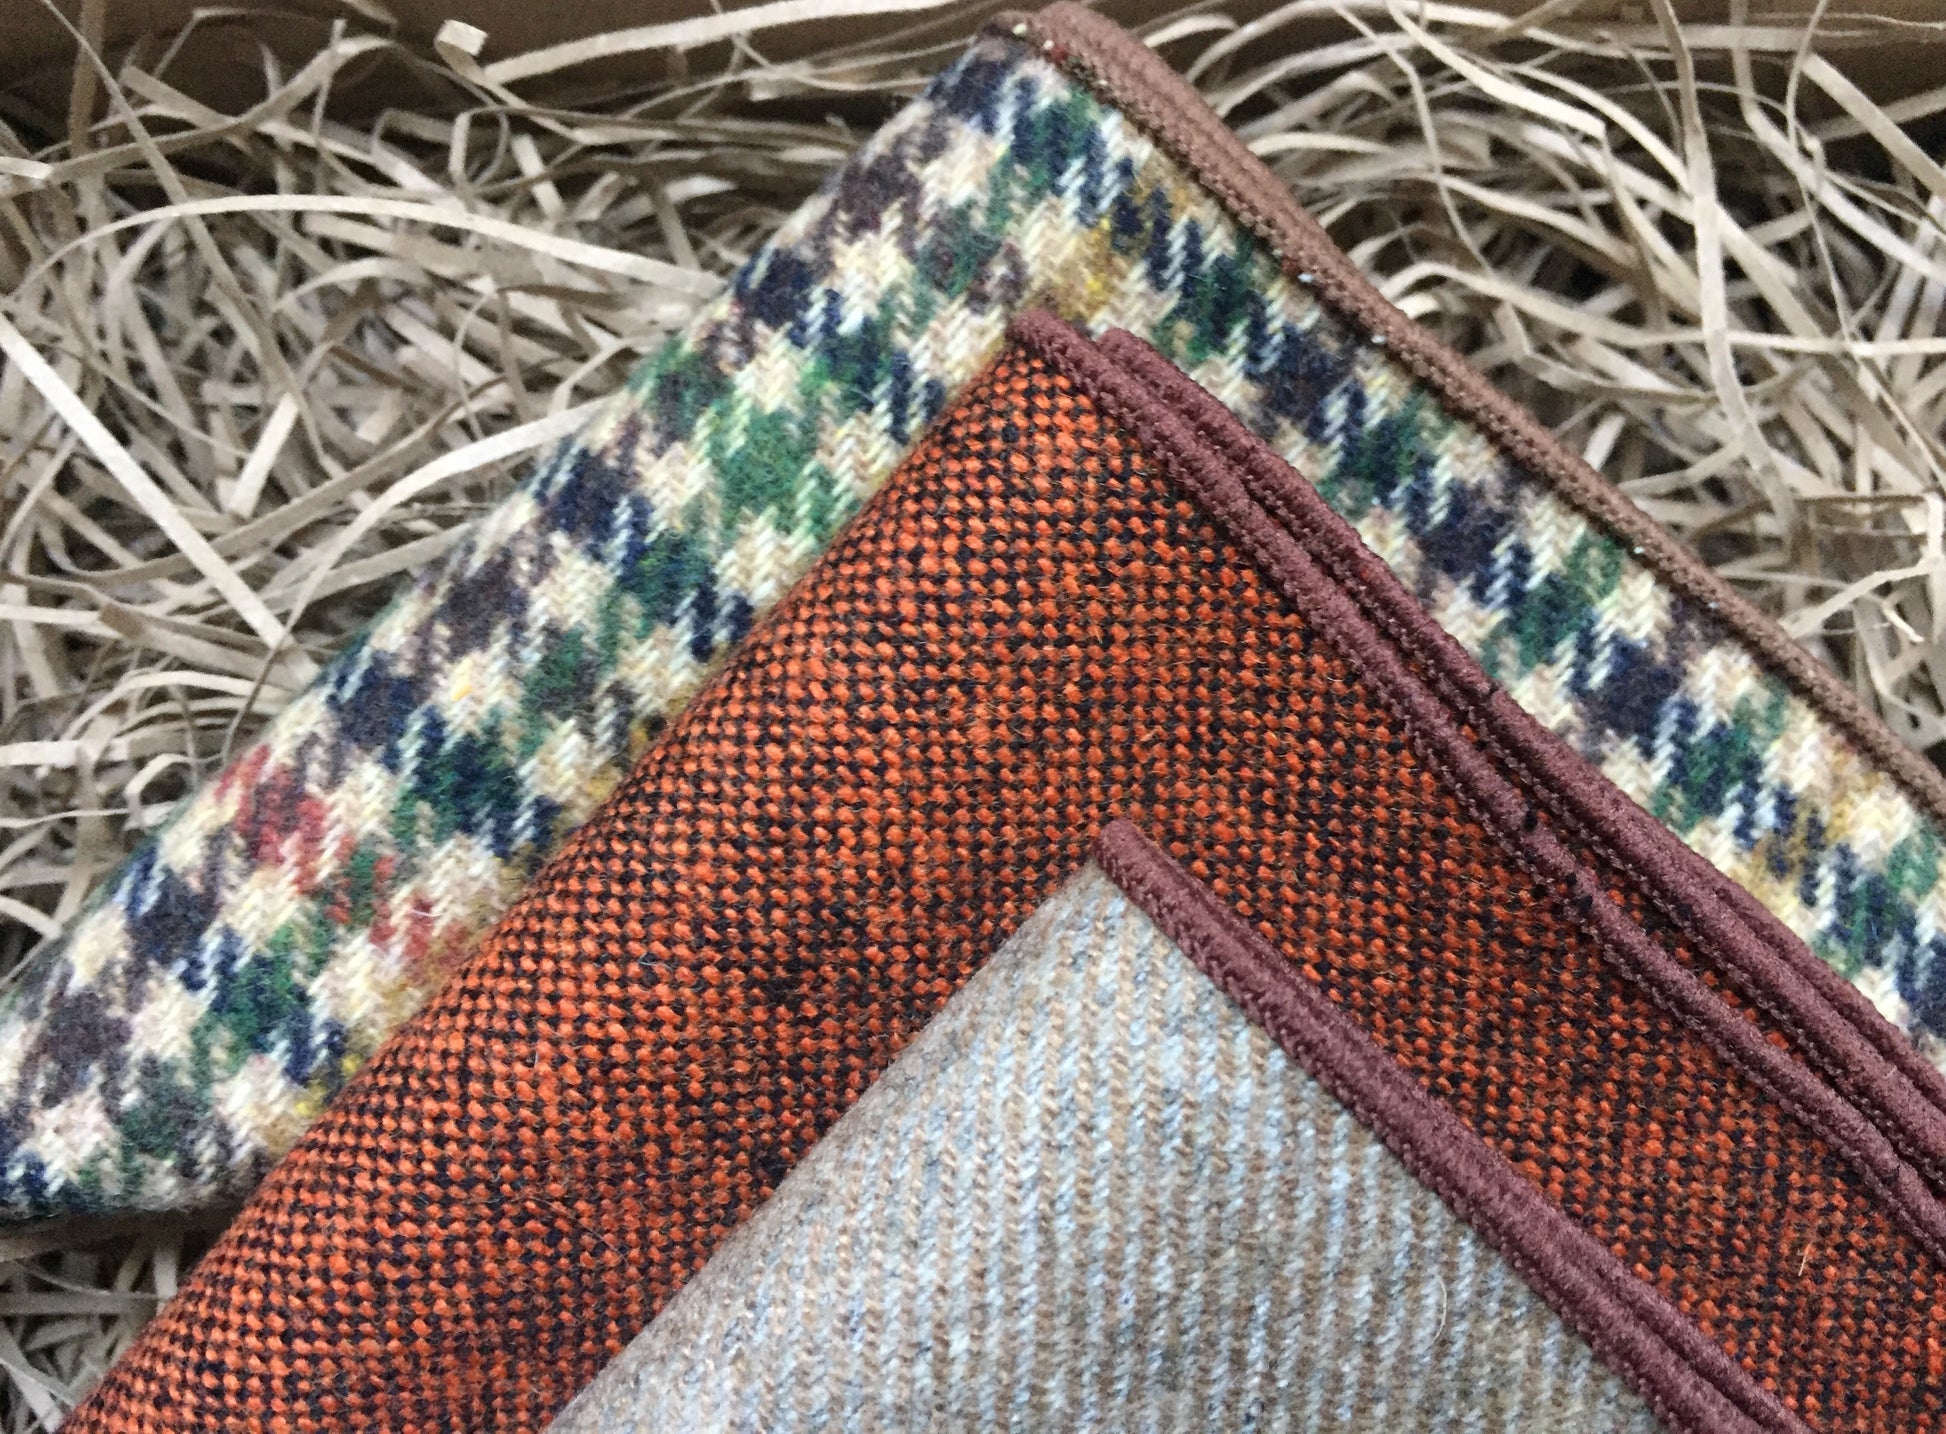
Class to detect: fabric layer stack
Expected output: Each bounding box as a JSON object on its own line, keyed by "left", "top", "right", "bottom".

{"left": 8, "top": 7, "right": 1945, "bottom": 1431}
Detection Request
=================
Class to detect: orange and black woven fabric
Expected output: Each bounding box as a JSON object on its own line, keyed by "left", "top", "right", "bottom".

{"left": 72, "top": 317, "right": 1946, "bottom": 1433}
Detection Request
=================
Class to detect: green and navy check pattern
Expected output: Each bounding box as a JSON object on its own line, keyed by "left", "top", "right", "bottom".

{"left": 0, "top": 32, "right": 1939, "bottom": 1219}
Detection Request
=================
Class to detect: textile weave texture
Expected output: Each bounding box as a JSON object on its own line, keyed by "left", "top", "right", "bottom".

{"left": 7, "top": 10, "right": 1946, "bottom": 1222}
{"left": 68, "top": 326, "right": 1946, "bottom": 1433}
{"left": 549, "top": 863, "right": 1658, "bottom": 1434}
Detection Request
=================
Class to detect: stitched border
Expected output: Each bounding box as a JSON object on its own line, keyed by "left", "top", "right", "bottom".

{"left": 1093, "top": 818, "right": 1803, "bottom": 1434}
{"left": 1008, "top": 306, "right": 1946, "bottom": 1273}
{"left": 1096, "top": 325, "right": 1946, "bottom": 1192}
{"left": 996, "top": 1, "right": 1946, "bottom": 880}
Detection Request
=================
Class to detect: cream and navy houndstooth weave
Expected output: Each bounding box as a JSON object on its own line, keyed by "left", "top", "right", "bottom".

{"left": 3, "top": 19, "right": 1943, "bottom": 1218}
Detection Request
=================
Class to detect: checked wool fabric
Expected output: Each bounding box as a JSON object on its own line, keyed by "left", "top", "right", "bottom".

{"left": 549, "top": 863, "right": 1657, "bottom": 1434}
{"left": 3, "top": 15, "right": 1946, "bottom": 1237}
{"left": 68, "top": 322, "right": 1946, "bottom": 1432}
{"left": 9, "top": 7, "right": 1946, "bottom": 1224}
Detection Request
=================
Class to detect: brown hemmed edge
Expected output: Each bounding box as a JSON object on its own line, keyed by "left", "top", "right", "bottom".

{"left": 1097, "top": 326, "right": 1946, "bottom": 1188}
{"left": 1093, "top": 818, "right": 1804, "bottom": 1434}
{"left": 994, "top": 2, "right": 1946, "bottom": 875}
{"left": 1008, "top": 307, "right": 1946, "bottom": 1280}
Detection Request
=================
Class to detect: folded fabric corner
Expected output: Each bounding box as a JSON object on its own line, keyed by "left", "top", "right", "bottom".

{"left": 67, "top": 314, "right": 1946, "bottom": 1432}
{"left": 547, "top": 857, "right": 1665, "bottom": 1434}
{"left": 10, "top": 5, "right": 1946, "bottom": 1257}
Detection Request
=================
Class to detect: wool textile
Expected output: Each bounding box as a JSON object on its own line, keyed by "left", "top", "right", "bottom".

{"left": 548, "top": 863, "right": 1659, "bottom": 1434}
{"left": 67, "top": 322, "right": 1946, "bottom": 1432}
{"left": 9, "top": 9, "right": 1946, "bottom": 1224}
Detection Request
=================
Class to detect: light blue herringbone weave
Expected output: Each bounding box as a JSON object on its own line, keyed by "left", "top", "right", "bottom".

{"left": 548, "top": 865, "right": 1659, "bottom": 1433}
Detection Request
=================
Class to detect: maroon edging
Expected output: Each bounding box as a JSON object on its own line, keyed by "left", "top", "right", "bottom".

{"left": 1008, "top": 307, "right": 1946, "bottom": 1276}
{"left": 1093, "top": 818, "right": 1804, "bottom": 1434}
{"left": 1098, "top": 326, "right": 1946, "bottom": 1187}
{"left": 1010, "top": 0, "right": 1946, "bottom": 1181}
{"left": 994, "top": 1, "right": 1946, "bottom": 883}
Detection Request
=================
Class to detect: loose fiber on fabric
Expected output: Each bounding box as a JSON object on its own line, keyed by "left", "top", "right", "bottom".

{"left": 11, "top": 9, "right": 1946, "bottom": 1225}
{"left": 549, "top": 864, "right": 1659, "bottom": 1434}
{"left": 66, "top": 327, "right": 1946, "bottom": 1432}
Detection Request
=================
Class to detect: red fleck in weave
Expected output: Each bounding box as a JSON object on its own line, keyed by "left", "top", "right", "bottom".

{"left": 71, "top": 319, "right": 1946, "bottom": 1433}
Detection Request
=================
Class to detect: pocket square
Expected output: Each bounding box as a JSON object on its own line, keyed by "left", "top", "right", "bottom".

{"left": 67, "top": 315, "right": 1946, "bottom": 1432}
{"left": 548, "top": 857, "right": 1664, "bottom": 1434}
{"left": 10, "top": 6, "right": 1946, "bottom": 1236}
{"left": 10, "top": 7, "right": 1946, "bottom": 1232}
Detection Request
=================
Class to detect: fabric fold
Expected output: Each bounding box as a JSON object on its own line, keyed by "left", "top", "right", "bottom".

{"left": 10, "top": 5, "right": 1946, "bottom": 1227}
{"left": 68, "top": 317, "right": 1946, "bottom": 1432}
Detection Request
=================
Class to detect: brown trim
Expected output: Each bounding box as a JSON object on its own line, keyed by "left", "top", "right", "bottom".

{"left": 1010, "top": 306, "right": 1946, "bottom": 1274}
{"left": 1098, "top": 325, "right": 1946, "bottom": 1188}
{"left": 997, "top": 1, "right": 1946, "bottom": 867}
{"left": 1094, "top": 819, "right": 1806, "bottom": 1434}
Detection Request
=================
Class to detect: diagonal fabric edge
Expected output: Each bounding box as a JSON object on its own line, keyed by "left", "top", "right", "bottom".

{"left": 1014, "top": 306, "right": 1946, "bottom": 1270}
{"left": 1093, "top": 817, "right": 1796, "bottom": 1434}
{"left": 1095, "top": 325, "right": 1946, "bottom": 1192}
{"left": 1008, "top": 0, "right": 1946, "bottom": 866}
{"left": 546, "top": 860, "right": 1664, "bottom": 1434}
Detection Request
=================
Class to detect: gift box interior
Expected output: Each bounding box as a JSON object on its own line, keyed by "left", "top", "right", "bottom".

{"left": 3, "top": 0, "right": 1945, "bottom": 1424}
